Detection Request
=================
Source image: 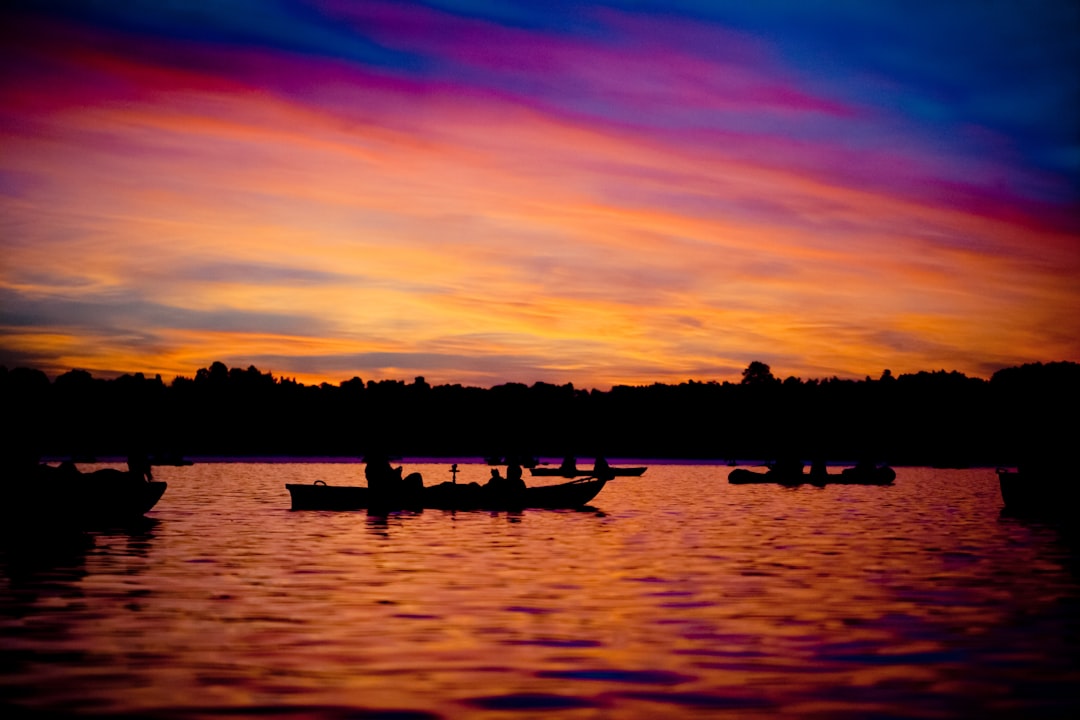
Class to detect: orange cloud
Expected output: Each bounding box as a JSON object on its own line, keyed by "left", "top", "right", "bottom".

{"left": 2, "top": 40, "right": 1076, "bottom": 387}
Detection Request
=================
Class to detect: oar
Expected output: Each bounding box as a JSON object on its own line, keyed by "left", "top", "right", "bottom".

{"left": 569, "top": 474, "right": 609, "bottom": 484}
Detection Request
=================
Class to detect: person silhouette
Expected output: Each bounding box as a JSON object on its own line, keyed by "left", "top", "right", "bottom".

{"left": 559, "top": 456, "right": 578, "bottom": 476}
{"left": 506, "top": 463, "right": 526, "bottom": 491}
{"left": 593, "top": 456, "right": 611, "bottom": 478}
{"left": 127, "top": 453, "right": 153, "bottom": 483}
{"left": 365, "top": 453, "right": 423, "bottom": 498}
{"left": 364, "top": 454, "right": 399, "bottom": 493}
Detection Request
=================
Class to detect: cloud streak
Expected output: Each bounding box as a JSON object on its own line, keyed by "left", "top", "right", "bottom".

{"left": 1, "top": 1, "right": 1077, "bottom": 386}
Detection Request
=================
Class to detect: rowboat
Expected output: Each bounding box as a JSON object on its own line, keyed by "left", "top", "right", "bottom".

{"left": 530, "top": 466, "right": 646, "bottom": 478}
{"left": 286, "top": 476, "right": 608, "bottom": 511}
{"left": 3, "top": 466, "right": 167, "bottom": 527}
{"left": 78, "top": 478, "right": 168, "bottom": 522}
{"left": 728, "top": 464, "right": 894, "bottom": 486}
{"left": 997, "top": 467, "right": 1077, "bottom": 515}
{"left": 727, "top": 467, "right": 805, "bottom": 485}
{"left": 836, "top": 464, "right": 896, "bottom": 485}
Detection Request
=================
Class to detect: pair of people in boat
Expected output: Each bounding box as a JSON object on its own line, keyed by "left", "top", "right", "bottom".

{"left": 364, "top": 454, "right": 423, "bottom": 495}
{"left": 365, "top": 456, "right": 529, "bottom": 495}
{"left": 56, "top": 453, "right": 154, "bottom": 485}
{"left": 486, "top": 463, "right": 527, "bottom": 494}
{"left": 561, "top": 455, "right": 611, "bottom": 477}
{"left": 12, "top": 452, "right": 155, "bottom": 485}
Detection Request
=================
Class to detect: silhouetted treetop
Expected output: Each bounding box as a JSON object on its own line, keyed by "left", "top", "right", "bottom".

{"left": 741, "top": 361, "right": 777, "bottom": 386}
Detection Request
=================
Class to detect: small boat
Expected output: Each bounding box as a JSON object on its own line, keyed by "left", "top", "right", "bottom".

{"left": 150, "top": 452, "right": 194, "bottom": 466}
{"left": 729, "top": 457, "right": 807, "bottom": 485}
{"left": 728, "top": 462, "right": 894, "bottom": 486}
{"left": 3, "top": 466, "right": 167, "bottom": 527}
{"left": 836, "top": 463, "right": 896, "bottom": 485}
{"left": 997, "top": 467, "right": 1077, "bottom": 515}
{"left": 727, "top": 467, "right": 805, "bottom": 485}
{"left": 530, "top": 465, "right": 646, "bottom": 478}
{"left": 287, "top": 480, "right": 369, "bottom": 510}
{"left": 286, "top": 476, "right": 608, "bottom": 512}
{"left": 78, "top": 477, "right": 168, "bottom": 522}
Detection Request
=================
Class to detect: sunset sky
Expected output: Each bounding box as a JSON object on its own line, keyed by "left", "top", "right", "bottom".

{"left": 2, "top": 0, "right": 1078, "bottom": 388}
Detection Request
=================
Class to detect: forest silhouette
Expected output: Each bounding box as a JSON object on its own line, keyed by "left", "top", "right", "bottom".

{"left": 2, "top": 360, "right": 1076, "bottom": 466}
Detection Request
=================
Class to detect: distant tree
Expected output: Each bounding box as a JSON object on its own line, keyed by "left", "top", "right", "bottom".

{"left": 741, "top": 361, "right": 777, "bottom": 385}
{"left": 195, "top": 361, "right": 229, "bottom": 385}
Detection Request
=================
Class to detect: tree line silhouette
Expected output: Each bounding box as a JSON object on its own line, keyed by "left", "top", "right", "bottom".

{"left": 2, "top": 360, "right": 1076, "bottom": 465}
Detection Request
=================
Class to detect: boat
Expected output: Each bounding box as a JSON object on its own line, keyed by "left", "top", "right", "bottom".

{"left": 484, "top": 455, "right": 539, "bottom": 468}
{"left": 530, "top": 466, "right": 646, "bottom": 478}
{"left": 836, "top": 463, "right": 896, "bottom": 485}
{"left": 76, "top": 476, "right": 168, "bottom": 522}
{"left": 286, "top": 476, "right": 608, "bottom": 512}
{"left": 149, "top": 452, "right": 194, "bottom": 466}
{"left": 997, "top": 466, "right": 1077, "bottom": 515}
{"left": 530, "top": 462, "right": 646, "bottom": 478}
{"left": 287, "top": 481, "right": 370, "bottom": 510}
{"left": 728, "top": 462, "right": 894, "bottom": 486}
{"left": 728, "top": 457, "right": 807, "bottom": 485}
{"left": 3, "top": 465, "right": 167, "bottom": 527}
{"left": 727, "top": 467, "right": 806, "bottom": 485}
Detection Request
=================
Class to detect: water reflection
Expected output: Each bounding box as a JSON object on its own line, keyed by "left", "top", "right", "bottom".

{"left": 0, "top": 521, "right": 164, "bottom": 715}
{"left": 0, "top": 464, "right": 1078, "bottom": 718}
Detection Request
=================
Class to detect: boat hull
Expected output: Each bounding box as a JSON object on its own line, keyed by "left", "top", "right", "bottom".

{"left": 286, "top": 477, "right": 607, "bottom": 512}
{"left": 530, "top": 466, "right": 646, "bottom": 478}
{"left": 3, "top": 476, "right": 167, "bottom": 527}
{"left": 728, "top": 466, "right": 894, "bottom": 486}
{"left": 836, "top": 466, "right": 896, "bottom": 485}
{"left": 287, "top": 482, "right": 370, "bottom": 511}
{"left": 998, "top": 469, "right": 1077, "bottom": 515}
{"left": 728, "top": 468, "right": 805, "bottom": 485}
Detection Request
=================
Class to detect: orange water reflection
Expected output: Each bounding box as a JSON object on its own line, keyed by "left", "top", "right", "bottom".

{"left": 1, "top": 464, "right": 1078, "bottom": 718}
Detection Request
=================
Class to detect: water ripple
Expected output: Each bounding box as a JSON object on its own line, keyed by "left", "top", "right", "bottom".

{"left": 2, "top": 464, "right": 1079, "bottom": 718}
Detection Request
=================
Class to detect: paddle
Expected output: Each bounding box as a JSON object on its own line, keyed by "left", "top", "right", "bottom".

{"left": 568, "top": 474, "right": 610, "bottom": 484}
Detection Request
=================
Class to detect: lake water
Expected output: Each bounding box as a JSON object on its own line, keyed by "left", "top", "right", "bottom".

{"left": 2, "top": 463, "right": 1078, "bottom": 719}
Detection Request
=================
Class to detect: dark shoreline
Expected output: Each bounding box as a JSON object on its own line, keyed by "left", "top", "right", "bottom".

{"left": 6, "top": 360, "right": 1076, "bottom": 468}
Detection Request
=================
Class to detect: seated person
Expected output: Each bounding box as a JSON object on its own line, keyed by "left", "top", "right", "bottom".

{"left": 486, "top": 467, "right": 524, "bottom": 502}
{"left": 505, "top": 463, "right": 526, "bottom": 492}
{"left": 365, "top": 454, "right": 423, "bottom": 494}
{"left": 485, "top": 468, "right": 506, "bottom": 490}
{"left": 402, "top": 470, "right": 424, "bottom": 493}
{"left": 593, "top": 456, "right": 611, "bottom": 478}
{"left": 364, "top": 455, "right": 400, "bottom": 492}
{"left": 127, "top": 453, "right": 154, "bottom": 483}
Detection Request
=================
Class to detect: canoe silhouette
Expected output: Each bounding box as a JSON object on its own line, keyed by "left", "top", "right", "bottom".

{"left": 997, "top": 467, "right": 1077, "bottom": 515}
{"left": 530, "top": 466, "right": 646, "bottom": 478}
{"left": 4, "top": 471, "right": 167, "bottom": 527}
{"left": 728, "top": 465, "right": 895, "bottom": 486}
{"left": 286, "top": 476, "right": 607, "bottom": 511}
